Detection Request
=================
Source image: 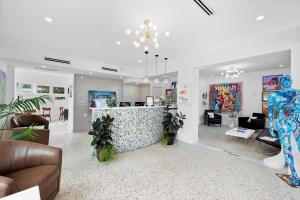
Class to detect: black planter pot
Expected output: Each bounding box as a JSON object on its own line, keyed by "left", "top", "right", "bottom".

{"left": 166, "top": 133, "right": 176, "bottom": 145}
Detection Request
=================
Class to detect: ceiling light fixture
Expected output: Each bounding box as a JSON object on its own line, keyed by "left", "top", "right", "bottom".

{"left": 256, "top": 15, "right": 265, "bottom": 21}
{"left": 126, "top": 29, "right": 132, "bottom": 35}
{"left": 126, "top": 19, "right": 170, "bottom": 50}
{"left": 221, "top": 66, "right": 244, "bottom": 79}
{"left": 116, "top": 41, "right": 121, "bottom": 45}
{"left": 41, "top": 65, "right": 47, "bottom": 68}
{"left": 154, "top": 55, "right": 160, "bottom": 83}
{"left": 138, "top": 60, "right": 143, "bottom": 63}
{"left": 133, "top": 41, "right": 140, "bottom": 48}
{"left": 144, "top": 51, "right": 149, "bottom": 83}
{"left": 163, "top": 58, "right": 168, "bottom": 84}
{"left": 44, "top": 17, "right": 53, "bottom": 23}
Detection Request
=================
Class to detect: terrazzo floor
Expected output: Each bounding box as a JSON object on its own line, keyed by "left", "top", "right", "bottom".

{"left": 50, "top": 132, "right": 300, "bottom": 200}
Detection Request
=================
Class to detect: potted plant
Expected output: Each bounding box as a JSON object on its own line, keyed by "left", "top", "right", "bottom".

{"left": 162, "top": 105, "right": 186, "bottom": 145}
{"left": 106, "top": 97, "right": 116, "bottom": 107}
{"left": 0, "top": 95, "right": 52, "bottom": 141}
{"left": 88, "top": 114, "right": 116, "bottom": 162}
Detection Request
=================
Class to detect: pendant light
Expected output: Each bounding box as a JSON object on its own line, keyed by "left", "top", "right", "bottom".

{"left": 163, "top": 57, "right": 168, "bottom": 84}
{"left": 154, "top": 54, "right": 159, "bottom": 83}
{"left": 144, "top": 51, "right": 149, "bottom": 83}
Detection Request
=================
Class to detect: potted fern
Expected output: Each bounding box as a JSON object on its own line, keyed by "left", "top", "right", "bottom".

{"left": 0, "top": 96, "right": 52, "bottom": 141}
{"left": 162, "top": 105, "right": 186, "bottom": 145}
{"left": 88, "top": 114, "right": 116, "bottom": 162}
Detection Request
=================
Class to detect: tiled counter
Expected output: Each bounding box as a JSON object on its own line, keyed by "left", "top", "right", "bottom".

{"left": 91, "top": 106, "right": 164, "bottom": 152}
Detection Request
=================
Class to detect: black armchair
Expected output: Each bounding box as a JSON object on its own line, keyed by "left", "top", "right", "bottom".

{"left": 204, "top": 110, "right": 222, "bottom": 127}
{"left": 238, "top": 113, "right": 265, "bottom": 130}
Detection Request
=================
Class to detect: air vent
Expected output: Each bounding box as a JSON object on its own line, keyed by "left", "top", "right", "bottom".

{"left": 102, "top": 67, "right": 118, "bottom": 72}
{"left": 44, "top": 57, "right": 71, "bottom": 64}
{"left": 35, "top": 67, "right": 59, "bottom": 72}
{"left": 194, "top": 0, "right": 214, "bottom": 16}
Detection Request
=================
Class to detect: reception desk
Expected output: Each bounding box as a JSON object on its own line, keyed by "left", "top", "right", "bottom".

{"left": 91, "top": 106, "right": 164, "bottom": 152}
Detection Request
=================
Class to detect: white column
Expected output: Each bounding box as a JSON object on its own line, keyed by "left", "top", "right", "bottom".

{"left": 177, "top": 67, "right": 199, "bottom": 144}
{"left": 5, "top": 65, "right": 15, "bottom": 103}
{"left": 291, "top": 44, "right": 300, "bottom": 176}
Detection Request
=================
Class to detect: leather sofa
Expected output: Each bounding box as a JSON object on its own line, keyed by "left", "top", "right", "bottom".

{"left": 204, "top": 110, "right": 222, "bottom": 127}
{"left": 11, "top": 114, "right": 49, "bottom": 129}
{"left": 238, "top": 113, "right": 266, "bottom": 130}
{"left": 0, "top": 141, "right": 62, "bottom": 200}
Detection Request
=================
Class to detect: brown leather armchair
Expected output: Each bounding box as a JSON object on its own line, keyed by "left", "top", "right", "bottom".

{"left": 11, "top": 114, "right": 49, "bottom": 129}
{"left": 0, "top": 141, "right": 62, "bottom": 200}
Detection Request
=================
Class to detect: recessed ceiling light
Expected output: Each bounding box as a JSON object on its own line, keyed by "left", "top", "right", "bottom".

{"left": 144, "top": 46, "right": 149, "bottom": 51}
{"left": 44, "top": 17, "right": 53, "bottom": 23}
{"left": 279, "top": 64, "right": 284, "bottom": 68}
{"left": 41, "top": 65, "right": 47, "bottom": 68}
{"left": 165, "top": 32, "right": 170, "bottom": 37}
{"left": 133, "top": 41, "right": 140, "bottom": 48}
{"left": 136, "top": 82, "right": 139, "bottom": 85}
{"left": 116, "top": 41, "right": 121, "bottom": 45}
{"left": 120, "top": 76, "right": 123, "bottom": 79}
{"left": 256, "top": 15, "right": 265, "bottom": 21}
{"left": 125, "top": 29, "right": 132, "bottom": 35}
{"left": 138, "top": 60, "right": 143, "bottom": 63}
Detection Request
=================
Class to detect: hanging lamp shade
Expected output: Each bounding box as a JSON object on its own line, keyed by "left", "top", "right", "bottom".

{"left": 163, "top": 57, "right": 168, "bottom": 83}
{"left": 144, "top": 51, "right": 149, "bottom": 83}
{"left": 154, "top": 54, "right": 159, "bottom": 83}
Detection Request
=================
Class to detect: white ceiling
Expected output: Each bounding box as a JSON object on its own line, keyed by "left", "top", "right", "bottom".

{"left": 0, "top": 0, "right": 299, "bottom": 69}
{"left": 199, "top": 50, "right": 291, "bottom": 75}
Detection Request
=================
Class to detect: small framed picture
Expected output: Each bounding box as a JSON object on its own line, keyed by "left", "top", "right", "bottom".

{"left": 146, "top": 96, "right": 154, "bottom": 106}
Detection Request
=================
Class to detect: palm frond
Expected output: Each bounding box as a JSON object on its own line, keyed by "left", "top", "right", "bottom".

{"left": 10, "top": 125, "right": 38, "bottom": 141}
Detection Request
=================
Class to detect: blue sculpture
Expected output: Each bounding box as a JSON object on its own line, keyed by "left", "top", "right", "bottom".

{"left": 268, "top": 75, "right": 300, "bottom": 187}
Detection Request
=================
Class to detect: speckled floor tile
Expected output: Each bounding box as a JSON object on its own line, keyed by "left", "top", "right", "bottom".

{"left": 50, "top": 132, "right": 300, "bottom": 200}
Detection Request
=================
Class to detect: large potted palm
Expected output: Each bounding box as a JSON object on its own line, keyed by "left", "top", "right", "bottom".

{"left": 88, "top": 114, "right": 116, "bottom": 162}
{"left": 0, "top": 96, "right": 52, "bottom": 141}
{"left": 162, "top": 105, "right": 186, "bottom": 145}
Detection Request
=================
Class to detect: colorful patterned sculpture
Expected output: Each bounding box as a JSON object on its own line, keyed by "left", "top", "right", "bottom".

{"left": 268, "top": 75, "right": 300, "bottom": 186}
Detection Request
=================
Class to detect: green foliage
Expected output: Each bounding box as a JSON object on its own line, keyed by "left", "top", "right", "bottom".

{"left": 89, "top": 115, "right": 116, "bottom": 162}
{"left": 162, "top": 105, "right": 186, "bottom": 139}
{"left": 97, "top": 144, "right": 116, "bottom": 162}
{"left": 0, "top": 95, "right": 52, "bottom": 140}
{"left": 106, "top": 97, "right": 116, "bottom": 107}
{"left": 10, "top": 125, "right": 38, "bottom": 141}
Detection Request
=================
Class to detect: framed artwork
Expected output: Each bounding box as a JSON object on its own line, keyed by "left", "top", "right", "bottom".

{"left": 178, "top": 84, "right": 191, "bottom": 104}
{"left": 262, "top": 91, "right": 271, "bottom": 102}
{"left": 262, "top": 75, "right": 282, "bottom": 91}
{"left": 16, "top": 82, "right": 34, "bottom": 94}
{"left": 209, "top": 82, "right": 242, "bottom": 113}
{"left": 146, "top": 96, "right": 154, "bottom": 106}
{"left": 88, "top": 90, "right": 116, "bottom": 108}
{"left": 37, "top": 85, "right": 50, "bottom": 94}
{"left": 171, "top": 81, "right": 177, "bottom": 89}
{"left": 0, "top": 69, "right": 6, "bottom": 104}
{"left": 166, "top": 89, "right": 172, "bottom": 96}
{"left": 262, "top": 102, "right": 277, "bottom": 118}
{"left": 53, "top": 87, "right": 65, "bottom": 94}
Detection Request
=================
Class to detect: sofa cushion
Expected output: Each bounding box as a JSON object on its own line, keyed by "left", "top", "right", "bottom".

{"left": 5, "top": 165, "right": 59, "bottom": 200}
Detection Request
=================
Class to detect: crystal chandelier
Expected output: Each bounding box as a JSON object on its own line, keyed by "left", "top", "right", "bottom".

{"left": 221, "top": 66, "right": 244, "bottom": 79}
{"left": 126, "top": 19, "right": 170, "bottom": 50}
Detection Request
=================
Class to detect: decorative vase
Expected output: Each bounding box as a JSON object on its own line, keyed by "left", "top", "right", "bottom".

{"left": 167, "top": 133, "right": 176, "bottom": 145}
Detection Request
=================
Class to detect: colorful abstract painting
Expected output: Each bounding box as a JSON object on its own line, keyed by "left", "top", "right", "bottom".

{"left": 209, "top": 82, "right": 242, "bottom": 113}
{"left": 262, "top": 74, "right": 282, "bottom": 91}
{"left": 0, "top": 69, "right": 6, "bottom": 104}
{"left": 88, "top": 90, "right": 116, "bottom": 108}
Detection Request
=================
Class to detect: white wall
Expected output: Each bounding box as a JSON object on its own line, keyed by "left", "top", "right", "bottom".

{"left": 200, "top": 68, "right": 291, "bottom": 118}
{"left": 15, "top": 68, "right": 73, "bottom": 123}
{"left": 122, "top": 84, "right": 150, "bottom": 105}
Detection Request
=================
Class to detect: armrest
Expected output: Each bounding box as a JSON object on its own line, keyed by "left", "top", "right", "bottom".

{"left": 238, "top": 117, "right": 249, "bottom": 122}
{"left": 252, "top": 118, "right": 266, "bottom": 129}
{"left": 34, "top": 143, "right": 62, "bottom": 166}
{"left": 214, "top": 114, "right": 222, "bottom": 119}
{"left": 0, "top": 176, "right": 15, "bottom": 198}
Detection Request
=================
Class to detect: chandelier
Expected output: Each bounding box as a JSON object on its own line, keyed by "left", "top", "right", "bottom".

{"left": 221, "top": 67, "right": 244, "bottom": 79}
{"left": 126, "top": 19, "right": 170, "bottom": 50}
